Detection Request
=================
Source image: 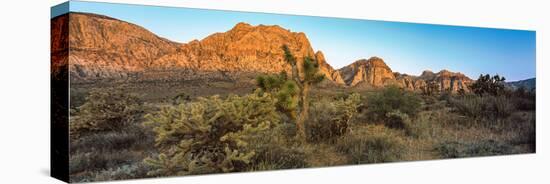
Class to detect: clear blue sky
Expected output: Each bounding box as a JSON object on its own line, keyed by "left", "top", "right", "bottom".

{"left": 67, "top": 1, "right": 536, "bottom": 81}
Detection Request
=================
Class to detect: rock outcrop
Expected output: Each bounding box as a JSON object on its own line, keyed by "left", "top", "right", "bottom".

{"left": 394, "top": 69, "right": 472, "bottom": 92}
{"left": 338, "top": 57, "right": 396, "bottom": 87}
{"left": 65, "top": 13, "right": 181, "bottom": 81}
{"left": 339, "top": 58, "right": 472, "bottom": 92}
{"left": 315, "top": 51, "right": 345, "bottom": 84}
{"left": 55, "top": 13, "right": 343, "bottom": 84}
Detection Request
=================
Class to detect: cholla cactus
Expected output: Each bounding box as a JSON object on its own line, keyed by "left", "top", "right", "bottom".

{"left": 70, "top": 89, "right": 143, "bottom": 139}
{"left": 143, "top": 90, "right": 280, "bottom": 176}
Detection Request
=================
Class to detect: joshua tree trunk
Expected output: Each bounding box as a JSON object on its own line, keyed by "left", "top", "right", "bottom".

{"left": 296, "top": 84, "right": 309, "bottom": 140}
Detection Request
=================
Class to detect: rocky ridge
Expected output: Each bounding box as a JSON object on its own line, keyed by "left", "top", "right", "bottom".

{"left": 53, "top": 12, "right": 474, "bottom": 92}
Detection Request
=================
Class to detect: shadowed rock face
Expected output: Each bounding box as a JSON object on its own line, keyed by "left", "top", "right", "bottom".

{"left": 54, "top": 13, "right": 343, "bottom": 84}
{"left": 64, "top": 13, "right": 181, "bottom": 81}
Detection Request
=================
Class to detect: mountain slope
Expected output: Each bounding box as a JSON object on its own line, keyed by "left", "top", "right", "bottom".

{"left": 54, "top": 13, "right": 344, "bottom": 84}
{"left": 506, "top": 78, "right": 536, "bottom": 91}
{"left": 64, "top": 13, "right": 181, "bottom": 80}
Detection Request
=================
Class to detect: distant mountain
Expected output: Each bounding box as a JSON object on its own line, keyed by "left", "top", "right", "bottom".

{"left": 338, "top": 57, "right": 473, "bottom": 92}
{"left": 338, "top": 57, "right": 394, "bottom": 87}
{"left": 506, "top": 78, "right": 536, "bottom": 91}
{"left": 52, "top": 12, "right": 478, "bottom": 93}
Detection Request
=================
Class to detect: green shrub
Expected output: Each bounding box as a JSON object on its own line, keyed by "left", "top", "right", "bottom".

{"left": 70, "top": 89, "right": 143, "bottom": 139}
{"left": 250, "top": 145, "right": 307, "bottom": 170}
{"left": 244, "top": 122, "right": 308, "bottom": 170}
{"left": 449, "top": 95, "right": 515, "bottom": 120}
{"left": 385, "top": 110, "right": 428, "bottom": 138}
{"left": 435, "top": 140, "right": 514, "bottom": 158}
{"left": 172, "top": 92, "right": 191, "bottom": 105}
{"left": 336, "top": 126, "right": 405, "bottom": 164}
{"left": 143, "top": 90, "right": 281, "bottom": 176}
{"left": 306, "top": 93, "right": 361, "bottom": 142}
{"left": 365, "top": 85, "right": 421, "bottom": 122}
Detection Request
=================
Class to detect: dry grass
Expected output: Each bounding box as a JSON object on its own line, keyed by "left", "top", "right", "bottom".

{"left": 68, "top": 83, "right": 535, "bottom": 182}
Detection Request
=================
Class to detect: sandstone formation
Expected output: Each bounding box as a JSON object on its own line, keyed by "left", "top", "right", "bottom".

{"left": 338, "top": 58, "right": 473, "bottom": 92}
{"left": 66, "top": 13, "right": 181, "bottom": 81}
{"left": 52, "top": 12, "right": 474, "bottom": 93}
{"left": 315, "top": 51, "right": 345, "bottom": 84}
{"left": 338, "top": 57, "right": 396, "bottom": 87}
{"left": 393, "top": 69, "right": 472, "bottom": 92}
{"left": 54, "top": 13, "right": 343, "bottom": 84}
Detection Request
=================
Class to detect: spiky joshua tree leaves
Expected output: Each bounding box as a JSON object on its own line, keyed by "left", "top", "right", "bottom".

{"left": 143, "top": 91, "right": 280, "bottom": 176}
{"left": 470, "top": 74, "right": 506, "bottom": 96}
{"left": 256, "top": 44, "right": 324, "bottom": 141}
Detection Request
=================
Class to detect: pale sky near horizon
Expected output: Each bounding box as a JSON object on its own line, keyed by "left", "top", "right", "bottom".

{"left": 65, "top": 1, "right": 536, "bottom": 81}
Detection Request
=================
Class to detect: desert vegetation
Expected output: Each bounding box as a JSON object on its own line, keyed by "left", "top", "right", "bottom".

{"left": 68, "top": 48, "right": 535, "bottom": 182}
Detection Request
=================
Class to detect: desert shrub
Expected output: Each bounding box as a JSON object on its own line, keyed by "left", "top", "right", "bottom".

{"left": 253, "top": 145, "right": 307, "bottom": 170}
{"left": 512, "top": 97, "right": 536, "bottom": 111}
{"left": 306, "top": 93, "right": 361, "bottom": 142}
{"left": 172, "top": 92, "right": 191, "bottom": 105}
{"left": 143, "top": 90, "right": 281, "bottom": 176}
{"left": 69, "top": 125, "right": 153, "bottom": 154}
{"left": 336, "top": 126, "right": 405, "bottom": 164}
{"left": 70, "top": 162, "right": 151, "bottom": 183}
{"left": 244, "top": 122, "right": 308, "bottom": 170}
{"left": 449, "top": 95, "right": 514, "bottom": 120}
{"left": 91, "top": 162, "right": 151, "bottom": 181}
{"left": 69, "top": 150, "right": 144, "bottom": 175}
{"left": 435, "top": 140, "right": 514, "bottom": 158}
{"left": 69, "top": 88, "right": 89, "bottom": 110}
{"left": 385, "top": 110, "right": 428, "bottom": 138}
{"left": 365, "top": 85, "right": 421, "bottom": 122}
{"left": 70, "top": 89, "right": 143, "bottom": 139}
{"left": 506, "top": 112, "right": 536, "bottom": 151}
{"left": 438, "top": 90, "right": 453, "bottom": 102}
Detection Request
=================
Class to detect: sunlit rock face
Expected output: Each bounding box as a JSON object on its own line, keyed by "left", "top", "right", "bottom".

{"left": 58, "top": 13, "right": 343, "bottom": 84}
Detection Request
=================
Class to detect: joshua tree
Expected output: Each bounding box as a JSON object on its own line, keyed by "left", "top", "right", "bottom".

{"left": 286, "top": 46, "right": 325, "bottom": 140}
{"left": 470, "top": 74, "right": 506, "bottom": 96}
{"left": 256, "top": 45, "right": 324, "bottom": 140}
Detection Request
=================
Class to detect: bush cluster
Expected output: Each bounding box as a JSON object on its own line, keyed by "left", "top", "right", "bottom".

{"left": 335, "top": 126, "right": 405, "bottom": 164}
{"left": 364, "top": 85, "right": 421, "bottom": 122}
{"left": 143, "top": 90, "right": 281, "bottom": 176}
{"left": 70, "top": 89, "right": 143, "bottom": 139}
{"left": 306, "top": 93, "right": 361, "bottom": 142}
{"left": 435, "top": 140, "right": 515, "bottom": 158}
{"left": 448, "top": 95, "right": 514, "bottom": 120}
